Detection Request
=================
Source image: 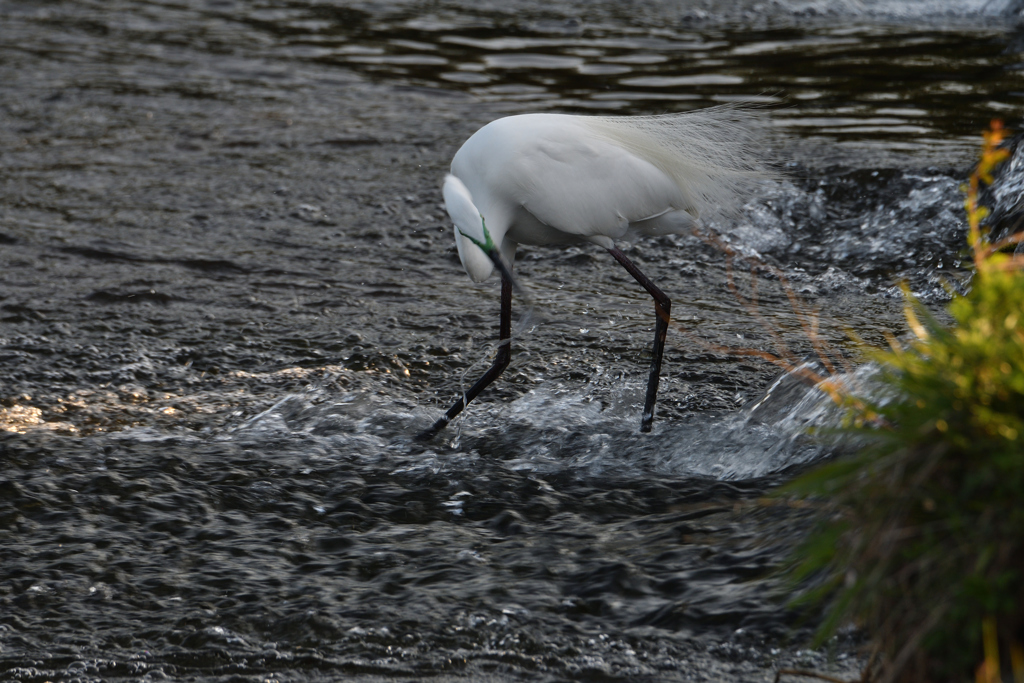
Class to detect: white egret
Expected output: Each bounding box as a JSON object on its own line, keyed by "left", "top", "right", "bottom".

{"left": 417, "top": 105, "right": 776, "bottom": 440}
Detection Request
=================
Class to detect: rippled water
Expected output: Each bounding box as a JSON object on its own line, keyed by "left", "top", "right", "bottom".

{"left": 1, "top": 1, "right": 1023, "bottom": 681}
{"left": 292, "top": 1, "right": 1023, "bottom": 151}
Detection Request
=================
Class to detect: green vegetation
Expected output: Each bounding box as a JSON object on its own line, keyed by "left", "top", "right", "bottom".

{"left": 785, "top": 122, "right": 1024, "bottom": 682}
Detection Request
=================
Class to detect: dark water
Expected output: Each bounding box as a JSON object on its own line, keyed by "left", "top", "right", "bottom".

{"left": 1, "top": 1, "right": 1023, "bottom": 681}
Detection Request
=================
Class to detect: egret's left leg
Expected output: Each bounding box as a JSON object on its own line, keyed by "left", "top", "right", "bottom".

{"left": 415, "top": 270, "right": 513, "bottom": 441}
{"left": 607, "top": 246, "right": 671, "bottom": 432}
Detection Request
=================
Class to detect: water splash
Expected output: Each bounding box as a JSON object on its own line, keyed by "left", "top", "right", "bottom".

{"left": 229, "top": 362, "right": 884, "bottom": 481}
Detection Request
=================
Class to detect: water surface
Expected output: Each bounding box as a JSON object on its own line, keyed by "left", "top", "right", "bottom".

{"left": 1, "top": 1, "right": 1023, "bottom": 680}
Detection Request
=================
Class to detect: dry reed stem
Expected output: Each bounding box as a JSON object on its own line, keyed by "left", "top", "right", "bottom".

{"left": 775, "top": 668, "right": 859, "bottom": 683}
{"left": 689, "top": 224, "right": 851, "bottom": 375}
{"left": 671, "top": 120, "right": 1022, "bottom": 429}
{"left": 662, "top": 224, "right": 877, "bottom": 417}
{"left": 876, "top": 604, "right": 948, "bottom": 683}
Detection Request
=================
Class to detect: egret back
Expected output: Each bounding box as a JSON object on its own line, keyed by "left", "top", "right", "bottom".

{"left": 452, "top": 114, "right": 693, "bottom": 245}
{"left": 450, "top": 106, "right": 776, "bottom": 251}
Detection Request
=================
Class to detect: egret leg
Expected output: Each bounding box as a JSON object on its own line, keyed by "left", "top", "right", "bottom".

{"left": 607, "top": 247, "right": 671, "bottom": 433}
{"left": 416, "top": 270, "right": 513, "bottom": 441}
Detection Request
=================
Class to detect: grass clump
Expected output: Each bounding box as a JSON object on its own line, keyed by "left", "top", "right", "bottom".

{"left": 785, "top": 122, "right": 1024, "bottom": 683}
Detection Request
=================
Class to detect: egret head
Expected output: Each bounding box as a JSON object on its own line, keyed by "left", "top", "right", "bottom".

{"left": 443, "top": 174, "right": 498, "bottom": 283}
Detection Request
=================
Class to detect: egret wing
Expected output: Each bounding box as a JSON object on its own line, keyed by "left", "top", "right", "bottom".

{"left": 504, "top": 119, "right": 693, "bottom": 239}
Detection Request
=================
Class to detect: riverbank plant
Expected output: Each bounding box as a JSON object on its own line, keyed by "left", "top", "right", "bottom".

{"left": 783, "top": 121, "right": 1024, "bottom": 683}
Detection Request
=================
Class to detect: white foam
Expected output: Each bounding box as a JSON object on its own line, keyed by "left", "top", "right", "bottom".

{"left": 217, "top": 362, "right": 885, "bottom": 481}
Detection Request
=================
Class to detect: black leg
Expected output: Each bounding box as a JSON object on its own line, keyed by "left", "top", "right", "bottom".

{"left": 608, "top": 246, "right": 671, "bottom": 433}
{"left": 416, "top": 270, "right": 513, "bottom": 441}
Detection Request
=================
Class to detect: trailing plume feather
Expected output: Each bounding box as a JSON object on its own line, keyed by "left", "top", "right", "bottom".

{"left": 583, "top": 104, "right": 778, "bottom": 220}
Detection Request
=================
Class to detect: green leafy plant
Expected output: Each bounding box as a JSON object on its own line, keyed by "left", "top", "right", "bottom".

{"left": 784, "top": 121, "right": 1024, "bottom": 683}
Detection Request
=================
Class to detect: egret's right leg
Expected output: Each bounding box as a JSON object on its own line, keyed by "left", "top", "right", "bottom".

{"left": 607, "top": 247, "right": 672, "bottom": 433}
{"left": 416, "top": 271, "right": 513, "bottom": 441}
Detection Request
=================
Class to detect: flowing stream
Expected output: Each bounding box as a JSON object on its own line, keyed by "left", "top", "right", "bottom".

{"left": 1, "top": 1, "right": 1023, "bottom": 681}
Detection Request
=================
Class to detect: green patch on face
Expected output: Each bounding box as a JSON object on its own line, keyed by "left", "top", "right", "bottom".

{"left": 457, "top": 215, "right": 496, "bottom": 254}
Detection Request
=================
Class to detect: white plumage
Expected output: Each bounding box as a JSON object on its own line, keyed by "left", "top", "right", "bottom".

{"left": 418, "top": 104, "right": 777, "bottom": 439}
{"left": 446, "top": 105, "right": 775, "bottom": 282}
